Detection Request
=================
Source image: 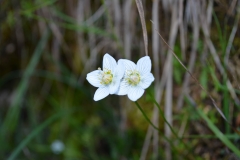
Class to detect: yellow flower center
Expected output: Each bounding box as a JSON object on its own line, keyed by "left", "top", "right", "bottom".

{"left": 126, "top": 70, "right": 141, "bottom": 86}
{"left": 99, "top": 68, "right": 113, "bottom": 85}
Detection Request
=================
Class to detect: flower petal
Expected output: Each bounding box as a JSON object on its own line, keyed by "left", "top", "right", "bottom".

{"left": 103, "top": 53, "right": 117, "bottom": 71}
{"left": 127, "top": 86, "right": 144, "bottom": 101}
{"left": 86, "top": 70, "right": 102, "bottom": 87}
{"left": 109, "top": 79, "right": 120, "bottom": 94}
{"left": 109, "top": 62, "right": 125, "bottom": 94}
{"left": 94, "top": 87, "right": 109, "bottom": 101}
{"left": 136, "top": 56, "right": 152, "bottom": 76}
{"left": 116, "top": 80, "right": 130, "bottom": 95}
{"left": 118, "top": 59, "right": 136, "bottom": 71}
{"left": 139, "top": 73, "right": 155, "bottom": 89}
{"left": 114, "top": 60, "right": 125, "bottom": 81}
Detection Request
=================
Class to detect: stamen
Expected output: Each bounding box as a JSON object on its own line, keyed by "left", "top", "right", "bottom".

{"left": 98, "top": 68, "right": 113, "bottom": 85}
{"left": 126, "top": 70, "right": 141, "bottom": 86}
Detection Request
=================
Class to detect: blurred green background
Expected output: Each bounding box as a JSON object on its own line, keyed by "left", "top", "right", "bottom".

{"left": 0, "top": 0, "right": 240, "bottom": 159}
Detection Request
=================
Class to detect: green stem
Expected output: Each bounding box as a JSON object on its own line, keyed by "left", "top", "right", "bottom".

{"left": 146, "top": 91, "right": 194, "bottom": 157}
{"left": 135, "top": 101, "right": 160, "bottom": 132}
{"left": 135, "top": 101, "right": 192, "bottom": 159}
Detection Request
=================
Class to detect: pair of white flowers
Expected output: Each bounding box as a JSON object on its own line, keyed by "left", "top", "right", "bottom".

{"left": 86, "top": 53, "right": 154, "bottom": 101}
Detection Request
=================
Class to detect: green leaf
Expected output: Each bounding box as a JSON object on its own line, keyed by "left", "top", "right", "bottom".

{"left": 197, "top": 108, "right": 240, "bottom": 158}
{"left": 8, "top": 109, "right": 76, "bottom": 160}
{"left": 0, "top": 29, "right": 50, "bottom": 139}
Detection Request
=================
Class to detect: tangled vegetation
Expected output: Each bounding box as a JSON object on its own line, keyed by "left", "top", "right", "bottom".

{"left": 0, "top": 0, "right": 240, "bottom": 159}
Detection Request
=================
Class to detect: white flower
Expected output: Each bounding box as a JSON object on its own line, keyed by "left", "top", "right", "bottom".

{"left": 51, "top": 140, "right": 65, "bottom": 154}
{"left": 86, "top": 53, "right": 124, "bottom": 101}
{"left": 116, "top": 56, "right": 154, "bottom": 101}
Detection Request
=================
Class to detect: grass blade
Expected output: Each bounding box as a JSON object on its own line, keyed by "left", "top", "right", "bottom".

{"left": 1, "top": 29, "right": 50, "bottom": 138}
{"left": 197, "top": 108, "right": 240, "bottom": 157}
{"left": 146, "top": 91, "right": 195, "bottom": 157}
{"left": 135, "top": 101, "right": 194, "bottom": 159}
{"left": 7, "top": 109, "right": 75, "bottom": 160}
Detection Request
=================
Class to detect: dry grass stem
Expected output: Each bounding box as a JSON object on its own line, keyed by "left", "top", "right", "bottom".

{"left": 135, "top": 0, "right": 148, "bottom": 56}
{"left": 124, "top": 0, "right": 133, "bottom": 59}
{"left": 151, "top": 0, "right": 160, "bottom": 158}
{"left": 179, "top": 0, "right": 186, "bottom": 60}
{"left": 140, "top": 125, "right": 153, "bottom": 160}
{"left": 164, "top": 2, "right": 179, "bottom": 159}
{"left": 113, "top": 0, "right": 121, "bottom": 39}
{"left": 177, "top": 0, "right": 200, "bottom": 110}
{"left": 224, "top": 12, "right": 240, "bottom": 65}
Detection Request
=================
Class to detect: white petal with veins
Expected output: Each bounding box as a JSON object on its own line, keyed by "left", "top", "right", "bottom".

{"left": 118, "top": 59, "right": 136, "bottom": 71}
{"left": 86, "top": 70, "right": 102, "bottom": 88}
{"left": 117, "top": 80, "right": 130, "bottom": 95}
{"left": 109, "top": 61, "right": 124, "bottom": 94}
{"left": 136, "top": 56, "right": 151, "bottom": 76}
{"left": 127, "top": 86, "right": 144, "bottom": 101}
{"left": 94, "top": 87, "right": 109, "bottom": 101}
{"left": 139, "top": 73, "right": 155, "bottom": 89}
{"left": 103, "top": 53, "right": 117, "bottom": 71}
